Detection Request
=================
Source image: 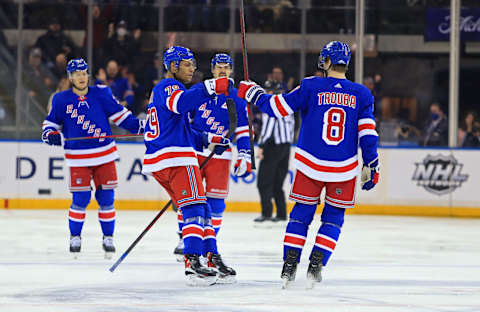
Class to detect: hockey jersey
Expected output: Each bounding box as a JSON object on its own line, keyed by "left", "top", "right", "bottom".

{"left": 142, "top": 78, "right": 216, "bottom": 175}
{"left": 254, "top": 76, "right": 378, "bottom": 182}
{"left": 95, "top": 77, "right": 135, "bottom": 111}
{"left": 42, "top": 85, "right": 141, "bottom": 167}
{"left": 189, "top": 84, "right": 250, "bottom": 160}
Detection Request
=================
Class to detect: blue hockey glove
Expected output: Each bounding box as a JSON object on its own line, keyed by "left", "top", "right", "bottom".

{"left": 203, "top": 77, "right": 234, "bottom": 97}
{"left": 234, "top": 149, "right": 252, "bottom": 178}
{"left": 361, "top": 158, "right": 379, "bottom": 191}
{"left": 202, "top": 132, "right": 231, "bottom": 155}
{"left": 42, "top": 130, "right": 62, "bottom": 146}
{"left": 238, "top": 81, "right": 265, "bottom": 104}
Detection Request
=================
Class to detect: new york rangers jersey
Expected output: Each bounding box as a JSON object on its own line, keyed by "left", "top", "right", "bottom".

{"left": 254, "top": 76, "right": 378, "bottom": 182}
{"left": 189, "top": 85, "right": 250, "bottom": 160}
{"left": 42, "top": 85, "right": 141, "bottom": 167}
{"left": 142, "top": 78, "right": 216, "bottom": 175}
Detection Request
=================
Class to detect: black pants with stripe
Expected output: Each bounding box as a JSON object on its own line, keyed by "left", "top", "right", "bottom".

{"left": 257, "top": 143, "right": 290, "bottom": 219}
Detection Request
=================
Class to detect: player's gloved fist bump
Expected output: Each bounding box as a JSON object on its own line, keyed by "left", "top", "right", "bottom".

{"left": 202, "top": 132, "right": 231, "bottom": 155}
{"left": 234, "top": 149, "right": 252, "bottom": 178}
{"left": 238, "top": 81, "right": 265, "bottom": 104}
{"left": 204, "top": 77, "right": 234, "bottom": 97}
{"left": 361, "top": 158, "right": 379, "bottom": 191}
{"left": 42, "top": 130, "right": 62, "bottom": 146}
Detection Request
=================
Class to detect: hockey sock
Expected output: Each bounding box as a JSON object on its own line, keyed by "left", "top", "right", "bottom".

{"left": 177, "top": 209, "right": 184, "bottom": 235}
{"left": 95, "top": 189, "right": 115, "bottom": 236}
{"left": 311, "top": 204, "right": 345, "bottom": 266}
{"left": 203, "top": 202, "right": 218, "bottom": 255}
{"left": 207, "top": 198, "right": 225, "bottom": 235}
{"left": 181, "top": 204, "right": 205, "bottom": 255}
{"left": 69, "top": 191, "right": 91, "bottom": 236}
{"left": 283, "top": 203, "right": 316, "bottom": 262}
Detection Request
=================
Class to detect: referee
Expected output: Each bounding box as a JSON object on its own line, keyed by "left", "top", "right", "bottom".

{"left": 254, "top": 66, "right": 295, "bottom": 223}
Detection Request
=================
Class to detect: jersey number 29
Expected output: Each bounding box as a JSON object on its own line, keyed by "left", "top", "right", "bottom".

{"left": 322, "top": 107, "right": 345, "bottom": 145}
{"left": 145, "top": 107, "right": 160, "bottom": 141}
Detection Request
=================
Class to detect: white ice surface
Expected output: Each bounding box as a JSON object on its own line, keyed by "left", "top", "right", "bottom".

{"left": 1, "top": 209, "right": 479, "bottom": 312}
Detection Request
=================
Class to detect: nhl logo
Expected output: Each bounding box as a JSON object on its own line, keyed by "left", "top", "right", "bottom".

{"left": 412, "top": 154, "right": 468, "bottom": 195}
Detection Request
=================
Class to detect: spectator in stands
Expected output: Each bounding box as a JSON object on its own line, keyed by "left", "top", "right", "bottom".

{"left": 23, "top": 47, "right": 55, "bottom": 109}
{"left": 47, "top": 76, "right": 71, "bottom": 113}
{"left": 123, "top": 65, "right": 146, "bottom": 115}
{"left": 395, "top": 122, "right": 420, "bottom": 146}
{"left": 364, "top": 75, "right": 383, "bottom": 117}
{"left": 51, "top": 53, "right": 68, "bottom": 81}
{"left": 264, "top": 66, "right": 288, "bottom": 92}
{"left": 459, "top": 111, "right": 480, "bottom": 148}
{"left": 34, "top": 18, "right": 77, "bottom": 68}
{"left": 95, "top": 59, "right": 135, "bottom": 111}
{"left": 103, "top": 20, "right": 141, "bottom": 67}
{"left": 82, "top": 3, "right": 113, "bottom": 69}
{"left": 423, "top": 102, "right": 448, "bottom": 146}
{"left": 144, "top": 51, "right": 162, "bottom": 92}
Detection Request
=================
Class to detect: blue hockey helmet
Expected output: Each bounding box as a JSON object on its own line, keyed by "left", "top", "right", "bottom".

{"left": 163, "top": 46, "right": 195, "bottom": 71}
{"left": 211, "top": 53, "right": 233, "bottom": 69}
{"left": 318, "top": 41, "right": 351, "bottom": 70}
{"left": 66, "top": 58, "right": 88, "bottom": 76}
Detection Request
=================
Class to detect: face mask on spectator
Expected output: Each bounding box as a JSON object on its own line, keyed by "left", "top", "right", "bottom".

{"left": 117, "top": 27, "right": 127, "bottom": 37}
{"left": 431, "top": 113, "right": 440, "bottom": 121}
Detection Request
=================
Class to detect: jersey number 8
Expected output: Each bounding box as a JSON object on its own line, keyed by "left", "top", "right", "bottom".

{"left": 145, "top": 107, "right": 160, "bottom": 141}
{"left": 322, "top": 107, "right": 345, "bottom": 145}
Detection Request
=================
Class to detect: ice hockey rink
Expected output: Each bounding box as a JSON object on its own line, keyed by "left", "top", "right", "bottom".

{"left": 1, "top": 209, "right": 479, "bottom": 312}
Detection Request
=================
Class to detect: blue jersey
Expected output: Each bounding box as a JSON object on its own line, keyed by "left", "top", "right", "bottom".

{"left": 254, "top": 76, "right": 378, "bottom": 182}
{"left": 96, "top": 77, "right": 135, "bottom": 111}
{"left": 142, "top": 78, "right": 214, "bottom": 174}
{"left": 42, "top": 85, "right": 141, "bottom": 167}
{"left": 189, "top": 84, "right": 250, "bottom": 160}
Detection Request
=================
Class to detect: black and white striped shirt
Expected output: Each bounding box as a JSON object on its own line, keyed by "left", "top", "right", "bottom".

{"left": 258, "top": 113, "right": 295, "bottom": 145}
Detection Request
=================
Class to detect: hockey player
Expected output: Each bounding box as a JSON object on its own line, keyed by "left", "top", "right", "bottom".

{"left": 141, "top": 46, "right": 235, "bottom": 286}
{"left": 238, "top": 41, "right": 379, "bottom": 288}
{"left": 41, "top": 59, "right": 145, "bottom": 258}
{"left": 173, "top": 53, "right": 251, "bottom": 282}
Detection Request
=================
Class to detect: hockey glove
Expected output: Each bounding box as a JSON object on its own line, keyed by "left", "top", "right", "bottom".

{"left": 202, "top": 132, "right": 231, "bottom": 155}
{"left": 233, "top": 149, "right": 252, "bottom": 178}
{"left": 361, "top": 158, "right": 379, "bottom": 191}
{"left": 42, "top": 130, "right": 63, "bottom": 146}
{"left": 238, "top": 81, "right": 265, "bottom": 105}
{"left": 138, "top": 119, "right": 146, "bottom": 134}
{"left": 203, "top": 77, "right": 233, "bottom": 97}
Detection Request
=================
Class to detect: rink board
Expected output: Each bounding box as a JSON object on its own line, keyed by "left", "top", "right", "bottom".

{"left": 1, "top": 141, "right": 479, "bottom": 217}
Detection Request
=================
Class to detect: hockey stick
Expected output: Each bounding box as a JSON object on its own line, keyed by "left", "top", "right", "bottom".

{"left": 109, "top": 99, "right": 237, "bottom": 272}
{"left": 239, "top": 0, "right": 256, "bottom": 170}
{"left": 65, "top": 133, "right": 143, "bottom": 142}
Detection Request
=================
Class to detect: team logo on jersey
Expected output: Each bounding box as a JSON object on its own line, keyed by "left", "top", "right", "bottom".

{"left": 77, "top": 96, "right": 89, "bottom": 108}
{"left": 411, "top": 154, "right": 468, "bottom": 195}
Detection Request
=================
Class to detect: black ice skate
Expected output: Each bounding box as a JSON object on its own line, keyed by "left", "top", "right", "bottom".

{"left": 281, "top": 249, "right": 299, "bottom": 289}
{"left": 207, "top": 252, "right": 236, "bottom": 284}
{"left": 173, "top": 232, "right": 184, "bottom": 262}
{"left": 70, "top": 236, "right": 81, "bottom": 258}
{"left": 306, "top": 250, "right": 324, "bottom": 289}
{"left": 102, "top": 236, "right": 116, "bottom": 259}
{"left": 184, "top": 254, "right": 217, "bottom": 286}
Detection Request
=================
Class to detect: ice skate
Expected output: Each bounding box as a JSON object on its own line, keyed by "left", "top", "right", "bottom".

{"left": 102, "top": 236, "right": 115, "bottom": 259}
{"left": 207, "top": 252, "right": 236, "bottom": 284}
{"left": 173, "top": 232, "right": 184, "bottom": 262}
{"left": 70, "top": 236, "right": 81, "bottom": 259}
{"left": 306, "top": 250, "right": 324, "bottom": 289}
{"left": 184, "top": 254, "right": 217, "bottom": 286}
{"left": 281, "top": 249, "right": 299, "bottom": 289}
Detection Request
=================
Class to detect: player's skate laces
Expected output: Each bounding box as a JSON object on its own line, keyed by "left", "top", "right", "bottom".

{"left": 207, "top": 252, "right": 236, "bottom": 284}
{"left": 102, "top": 236, "right": 115, "bottom": 259}
{"left": 70, "top": 236, "right": 81, "bottom": 253}
{"left": 306, "top": 250, "right": 324, "bottom": 289}
{"left": 184, "top": 254, "right": 217, "bottom": 286}
{"left": 281, "top": 249, "right": 299, "bottom": 289}
{"left": 173, "top": 233, "right": 184, "bottom": 262}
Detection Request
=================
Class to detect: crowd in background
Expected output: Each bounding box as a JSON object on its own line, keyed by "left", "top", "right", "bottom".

{"left": 0, "top": 0, "right": 479, "bottom": 148}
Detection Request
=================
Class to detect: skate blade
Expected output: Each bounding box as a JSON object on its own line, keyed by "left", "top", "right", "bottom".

{"left": 216, "top": 275, "right": 237, "bottom": 284}
{"left": 281, "top": 277, "right": 291, "bottom": 289}
{"left": 185, "top": 274, "right": 217, "bottom": 287}
{"left": 104, "top": 252, "right": 114, "bottom": 260}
